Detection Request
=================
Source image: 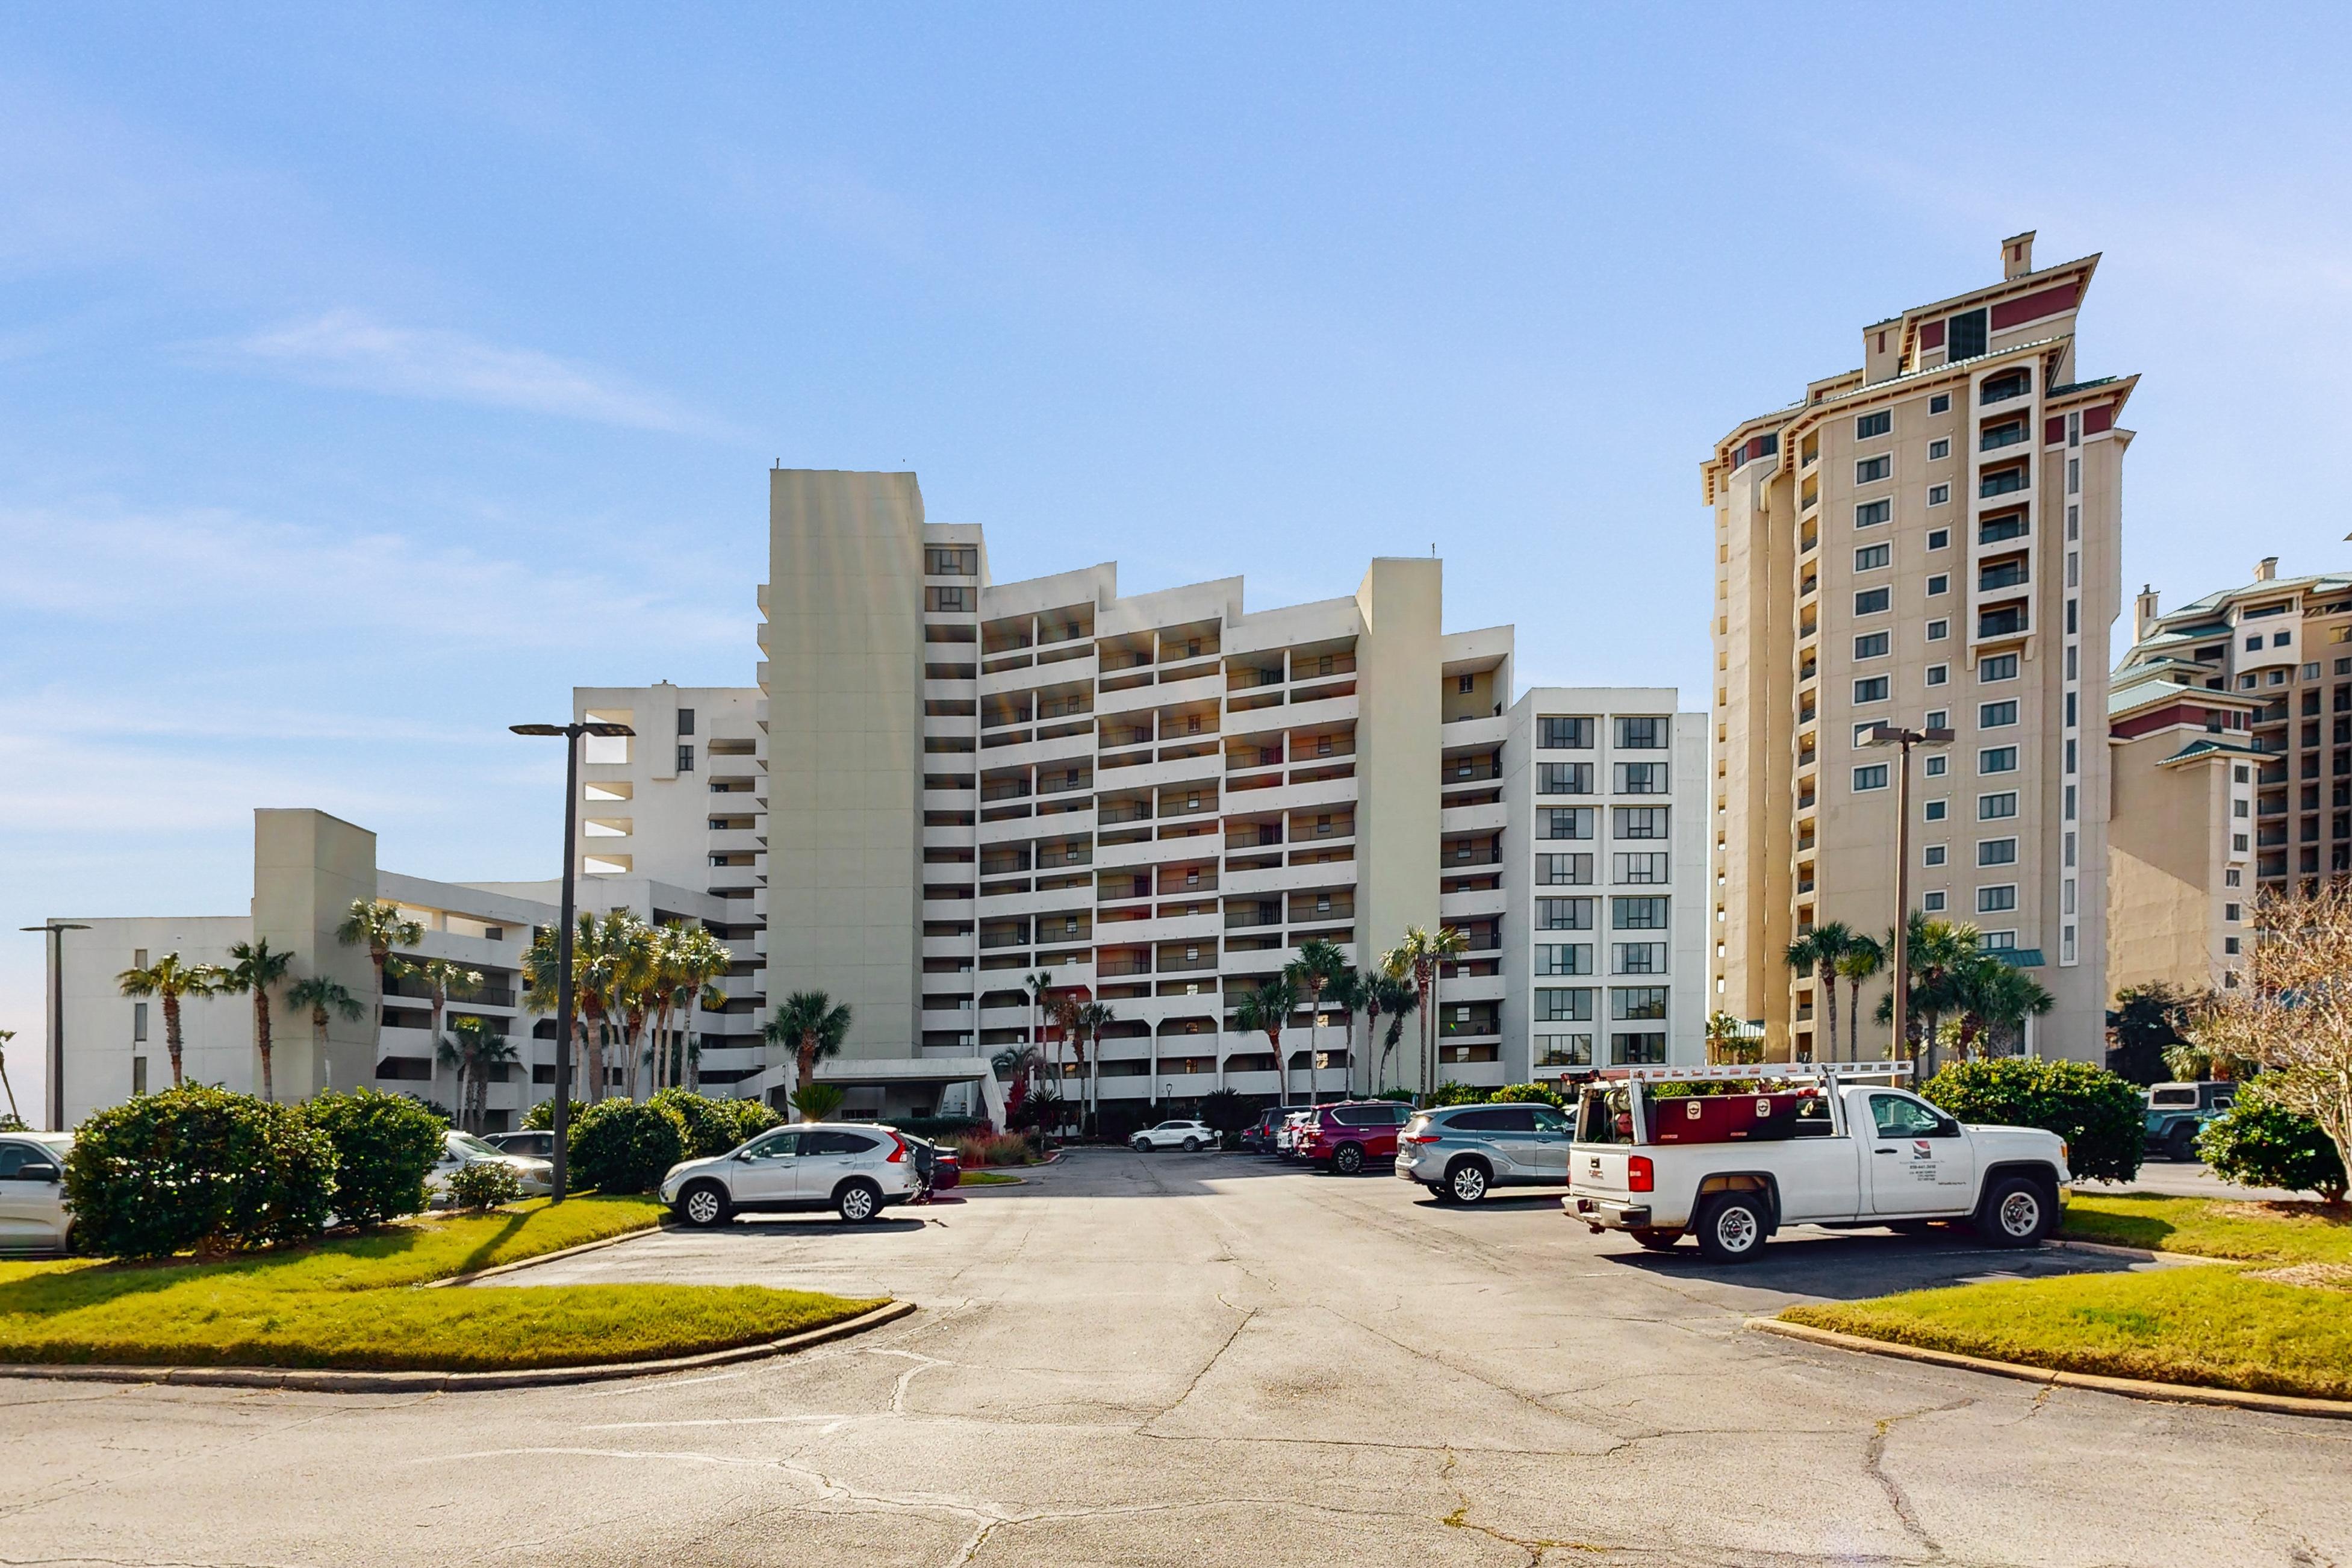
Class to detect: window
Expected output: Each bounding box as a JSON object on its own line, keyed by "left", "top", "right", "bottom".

{"left": 676, "top": 744, "right": 695, "bottom": 772}
{"left": 2224, "top": 936, "right": 2241, "bottom": 956}
{"left": 1927, "top": 625, "right": 1949, "bottom": 647}
{"left": 1979, "top": 747, "right": 2018, "bottom": 773}
{"left": 1927, "top": 573, "right": 1949, "bottom": 596}
{"left": 1855, "top": 411, "right": 1891, "bottom": 440}
{"left": 2067, "top": 457, "right": 2080, "bottom": 494}
{"left": 1853, "top": 764, "right": 1890, "bottom": 791}
{"left": 1614, "top": 716, "right": 1667, "bottom": 749}
{"left": 1537, "top": 1034, "right": 1594, "bottom": 1068}
{"left": 1978, "top": 838, "right": 2018, "bottom": 866}
{"left": 1536, "top": 988, "right": 1595, "bottom": 1021}
{"left": 1925, "top": 709, "right": 1948, "bottom": 730}
{"left": 676, "top": 708, "right": 695, "bottom": 736}
{"left": 1929, "top": 393, "right": 1952, "bottom": 414}
{"left": 1611, "top": 986, "right": 1668, "bottom": 1021}
{"left": 1923, "top": 891, "right": 1947, "bottom": 912}
{"left": 1924, "top": 844, "right": 1947, "bottom": 867}
{"left": 1924, "top": 755, "right": 1947, "bottom": 777}
{"left": 132, "top": 1056, "right": 148, "bottom": 1094}
{"left": 1855, "top": 544, "right": 1890, "bottom": 571}
{"left": 1613, "top": 851, "right": 1670, "bottom": 884}
{"left": 1535, "top": 947, "right": 1593, "bottom": 978}
{"left": 1854, "top": 588, "right": 1891, "bottom": 615}
{"left": 1854, "top": 632, "right": 1889, "bottom": 659}
{"left": 1950, "top": 311, "right": 1989, "bottom": 361}
{"left": 1852, "top": 721, "right": 1879, "bottom": 748}
{"left": 1537, "top": 898, "right": 1594, "bottom": 931}
{"left": 1856, "top": 456, "right": 1891, "bottom": 484}
{"left": 1612, "top": 942, "right": 1669, "bottom": 975}
{"left": 1536, "top": 853, "right": 1593, "bottom": 885}
{"left": 1978, "top": 885, "right": 2018, "bottom": 913}
{"left": 1980, "top": 700, "right": 2018, "bottom": 727}
{"left": 1980, "top": 792, "right": 2018, "bottom": 820}
{"left": 1980, "top": 654, "right": 2020, "bottom": 682}
{"left": 1926, "top": 527, "right": 1950, "bottom": 550}
{"left": 2226, "top": 866, "right": 2242, "bottom": 886}
{"left": 1613, "top": 762, "right": 1670, "bottom": 794}
{"left": 1871, "top": 1094, "right": 1954, "bottom": 1139}
{"left": 1927, "top": 484, "right": 1950, "bottom": 506}
{"left": 1980, "top": 366, "right": 2028, "bottom": 402}
{"left": 133, "top": 1002, "right": 148, "bottom": 1042}
{"left": 1538, "top": 716, "right": 1594, "bottom": 748}
{"left": 1854, "top": 677, "right": 1890, "bottom": 704}
{"left": 1457, "top": 673, "right": 1475, "bottom": 693}
{"left": 2225, "top": 902, "right": 2241, "bottom": 922}
{"left": 1927, "top": 438, "right": 1950, "bottom": 461}
{"left": 1538, "top": 761, "right": 1593, "bottom": 795}
{"left": 2233, "top": 799, "right": 2249, "bottom": 819}
{"left": 1613, "top": 806, "right": 1670, "bottom": 840}
{"left": 1538, "top": 807, "right": 1594, "bottom": 841}
{"left": 1855, "top": 500, "right": 1891, "bottom": 528}
{"left": 2274, "top": 630, "right": 2292, "bottom": 648}
{"left": 1612, "top": 897, "right": 1669, "bottom": 930}
{"left": 2245, "top": 636, "right": 2262, "bottom": 653}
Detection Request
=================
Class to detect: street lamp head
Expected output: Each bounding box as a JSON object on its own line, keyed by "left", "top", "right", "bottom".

{"left": 1921, "top": 726, "right": 1956, "bottom": 745}
{"left": 20, "top": 922, "right": 90, "bottom": 933}
{"left": 1862, "top": 724, "right": 1906, "bottom": 748}
{"left": 584, "top": 722, "right": 636, "bottom": 738}
{"left": 509, "top": 723, "right": 566, "bottom": 736}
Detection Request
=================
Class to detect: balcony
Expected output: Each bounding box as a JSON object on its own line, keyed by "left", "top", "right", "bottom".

{"left": 1978, "top": 513, "right": 2029, "bottom": 545}
{"left": 1978, "top": 464, "right": 2029, "bottom": 500}
{"left": 1978, "top": 560, "right": 2030, "bottom": 593}
{"left": 1979, "top": 420, "right": 2029, "bottom": 453}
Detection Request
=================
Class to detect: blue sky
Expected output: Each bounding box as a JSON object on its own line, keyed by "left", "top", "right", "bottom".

{"left": 7, "top": 4, "right": 2351, "bottom": 1107}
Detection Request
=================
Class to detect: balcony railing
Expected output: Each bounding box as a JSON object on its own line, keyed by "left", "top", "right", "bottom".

{"left": 1979, "top": 515, "right": 2029, "bottom": 544}
{"left": 1979, "top": 467, "right": 2029, "bottom": 499}
{"left": 1979, "top": 562, "right": 2030, "bottom": 592}
{"left": 1979, "top": 423, "right": 2028, "bottom": 452}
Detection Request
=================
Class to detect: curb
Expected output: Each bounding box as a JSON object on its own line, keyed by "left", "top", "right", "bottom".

{"left": 2048, "top": 1237, "right": 2216, "bottom": 1266}
{"left": 0, "top": 1299, "right": 918, "bottom": 1395}
{"left": 1745, "top": 1316, "right": 2352, "bottom": 1422}
{"left": 425, "top": 1221, "right": 670, "bottom": 1289}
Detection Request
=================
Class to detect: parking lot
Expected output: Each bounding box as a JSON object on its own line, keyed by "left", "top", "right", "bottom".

{"left": 2, "top": 1151, "right": 2344, "bottom": 1566}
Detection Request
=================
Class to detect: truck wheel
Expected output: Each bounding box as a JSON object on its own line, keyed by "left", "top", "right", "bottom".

{"left": 1631, "top": 1228, "right": 1682, "bottom": 1251}
{"left": 2168, "top": 1125, "right": 2199, "bottom": 1163}
{"left": 1694, "top": 1193, "right": 1768, "bottom": 1263}
{"left": 1446, "top": 1160, "right": 1490, "bottom": 1204}
{"left": 1333, "top": 1142, "right": 1364, "bottom": 1175}
{"left": 1976, "top": 1175, "right": 2052, "bottom": 1247}
{"left": 677, "top": 1181, "right": 732, "bottom": 1228}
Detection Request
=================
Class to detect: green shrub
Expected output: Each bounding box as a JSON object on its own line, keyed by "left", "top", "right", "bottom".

{"left": 303, "top": 1088, "right": 443, "bottom": 1227}
{"left": 954, "top": 1131, "right": 1035, "bottom": 1168}
{"left": 567, "top": 1100, "right": 688, "bottom": 1194}
{"left": 721, "top": 1097, "right": 779, "bottom": 1146}
{"left": 2197, "top": 1089, "right": 2348, "bottom": 1201}
{"left": 0, "top": 1113, "right": 28, "bottom": 1133}
{"left": 1919, "top": 1057, "right": 2143, "bottom": 1183}
{"left": 883, "top": 1114, "right": 989, "bottom": 1140}
{"left": 1198, "top": 1087, "right": 1253, "bottom": 1139}
{"left": 64, "top": 1085, "right": 337, "bottom": 1258}
{"left": 1011, "top": 1089, "right": 1068, "bottom": 1133}
{"left": 399, "top": 1095, "right": 453, "bottom": 1128}
{"left": 521, "top": 1098, "right": 585, "bottom": 1132}
{"left": 649, "top": 1089, "right": 742, "bottom": 1160}
{"left": 1489, "top": 1082, "right": 1568, "bottom": 1109}
{"left": 444, "top": 1159, "right": 524, "bottom": 1212}
{"left": 788, "top": 1082, "right": 847, "bottom": 1122}
{"left": 1426, "top": 1080, "right": 1488, "bottom": 1107}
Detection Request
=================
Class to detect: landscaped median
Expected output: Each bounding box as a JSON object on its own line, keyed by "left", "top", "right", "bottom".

{"left": 1774, "top": 1193, "right": 2352, "bottom": 1405}
{"left": 0, "top": 1196, "right": 885, "bottom": 1375}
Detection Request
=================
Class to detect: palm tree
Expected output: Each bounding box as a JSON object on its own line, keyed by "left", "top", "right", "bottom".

{"left": 286, "top": 975, "right": 364, "bottom": 1092}
{"left": 1325, "top": 969, "right": 1368, "bottom": 1097}
{"left": 1075, "top": 1000, "right": 1115, "bottom": 1130}
{"left": 1234, "top": 976, "right": 1298, "bottom": 1098}
{"left": 0, "top": 1028, "right": 19, "bottom": 1124}
{"left": 1373, "top": 973, "right": 1418, "bottom": 1094}
{"left": 1285, "top": 939, "right": 1350, "bottom": 1106}
{"left": 214, "top": 939, "right": 297, "bottom": 1102}
{"left": 1949, "top": 956, "right": 2055, "bottom": 1062}
{"left": 1876, "top": 915, "right": 1979, "bottom": 1072}
{"left": 408, "top": 958, "right": 484, "bottom": 1109}
{"left": 117, "top": 951, "right": 223, "bottom": 1089}
{"left": 1835, "top": 934, "right": 1885, "bottom": 1063}
{"left": 1782, "top": 920, "right": 1854, "bottom": 1065}
{"left": 1024, "top": 969, "right": 1057, "bottom": 1090}
{"left": 1399, "top": 926, "right": 1468, "bottom": 1092}
{"left": 768, "top": 991, "right": 853, "bottom": 1108}
{"left": 336, "top": 899, "right": 424, "bottom": 1043}
{"left": 1704, "top": 1010, "right": 1752, "bottom": 1065}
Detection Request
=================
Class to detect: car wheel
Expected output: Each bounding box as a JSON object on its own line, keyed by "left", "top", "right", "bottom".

{"left": 1631, "top": 1227, "right": 1682, "bottom": 1251}
{"left": 836, "top": 1180, "right": 882, "bottom": 1224}
{"left": 1976, "top": 1174, "right": 2052, "bottom": 1248}
{"left": 1131, "top": 1138, "right": 1149, "bottom": 1152}
{"left": 677, "top": 1181, "right": 731, "bottom": 1229}
{"left": 2168, "top": 1125, "right": 2199, "bottom": 1163}
{"left": 1693, "top": 1192, "right": 1769, "bottom": 1263}
{"left": 1332, "top": 1142, "right": 1364, "bottom": 1176}
{"left": 1446, "top": 1160, "right": 1489, "bottom": 1204}
{"left": 1182, "top": 1137, "right": 1201, "bottom": 1153}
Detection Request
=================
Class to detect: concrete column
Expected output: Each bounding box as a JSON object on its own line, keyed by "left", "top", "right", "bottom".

{"left": 1353, "top": 558, "right": 1443, "bottom": 1092}
{"left": 252, "top": 808, "right": 379, "bottom": 1098}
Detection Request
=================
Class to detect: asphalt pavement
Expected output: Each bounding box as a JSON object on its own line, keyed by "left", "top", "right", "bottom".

{"left": 0, "top": 1152, "right": 2342, "bottom": 1566}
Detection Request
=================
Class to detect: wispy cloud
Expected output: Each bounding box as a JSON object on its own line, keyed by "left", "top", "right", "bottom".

{"left": 205, "top": 310, "right": 740, "bottom": 437}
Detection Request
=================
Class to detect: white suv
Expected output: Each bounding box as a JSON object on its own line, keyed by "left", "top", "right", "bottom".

{"left": 0, "top": 1133, "right": 73, "bottom": 1253}
{"left": 662, "top": 1123, "right": 918, "bottom": 1225}
{"left": 1130, "top": 1119, "right": 1217, "bottom": 1152}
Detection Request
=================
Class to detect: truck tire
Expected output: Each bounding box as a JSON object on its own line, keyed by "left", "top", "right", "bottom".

{"left": 1332, "top": 1142, "right": 1364, "bottom": 1175}
{"left": 1693, "top": 1192, "right": 1769, "bottom": 1263}
{"left": 1631, "top": 1228, "right": 1682, "bottom": 1251}
{"left": 2167, "top": 1124, "right": 2198, "bottom": 1163}
{"left": 1975, "top": 1174, "right": 2053, "bottom": 1248}
{"left": 1446, "top": 1160, "right": 1490, "bottom": 1204}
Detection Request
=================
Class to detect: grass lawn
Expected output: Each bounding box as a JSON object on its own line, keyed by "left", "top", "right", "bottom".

{"left": 0, "top": 1197, "right": 883, "bottom": 1372}
{"left": 956, "top": 1171, "right": 1022, "bottom": 1186}
{"left": 1783, "top": 1267, "right": 2352, "bottom": 1402}
{"left": 2061, "top": 1193, "right": 2352, "bottom": 1265}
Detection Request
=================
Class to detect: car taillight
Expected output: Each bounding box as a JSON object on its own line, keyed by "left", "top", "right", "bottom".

{"left": 886, "top": 1134, "right": 906, "bottom": 1163}
{"left": 1404, "top": 1134, "right": 1440, "bottom": 1145}
{"left": 1628, "top": 1155, "right": 1654, "bottom": 1193}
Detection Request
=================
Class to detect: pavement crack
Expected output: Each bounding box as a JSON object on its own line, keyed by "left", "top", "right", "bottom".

{"left": 1140, "top": 1293, "right": 1255, "bottom": 1424}
{"left": 1864, "top": 1398, "right": 1973, "bottom": 1554}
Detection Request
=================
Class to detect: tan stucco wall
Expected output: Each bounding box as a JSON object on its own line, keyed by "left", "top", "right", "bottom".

{"left": 1354, "top": 558, "right": 1443, "bottom": 1089}
{"left": 252, "top": 807, "right": 379, "bottom": 1097}
{"left": 2108, "top": 735, "right": 2227, "bottom": 995}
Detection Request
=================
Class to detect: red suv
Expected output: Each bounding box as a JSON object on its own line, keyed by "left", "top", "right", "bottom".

{"left": 1300, "top": 1100, "right": 1414, "bottom": 1175}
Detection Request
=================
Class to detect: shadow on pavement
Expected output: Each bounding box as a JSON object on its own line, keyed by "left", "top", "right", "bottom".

{"left": 1592, "top": 1227, "right": 2148, "bottom": 1302}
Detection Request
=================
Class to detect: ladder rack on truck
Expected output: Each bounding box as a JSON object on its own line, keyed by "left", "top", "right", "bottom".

{"left": 1570, "top": 1062, "right": 1915, "bottom": 1146}
{"left": 1589, "top": 1061, "right": 1914, "bottom": 1085}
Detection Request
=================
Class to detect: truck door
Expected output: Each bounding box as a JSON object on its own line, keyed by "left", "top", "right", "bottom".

{"left": 1864, "top": 1092, "right": 1976, "bottom": 1216}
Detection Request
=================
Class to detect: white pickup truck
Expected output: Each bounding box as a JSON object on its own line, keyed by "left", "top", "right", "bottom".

{"left": 1564, "top": 1063, "right": 2071, "bottom": 1263}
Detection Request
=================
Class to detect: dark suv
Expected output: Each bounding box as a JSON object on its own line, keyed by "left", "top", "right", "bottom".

{"left": 1241, "top": 1106, "right": 1309, "bottom": 1154}
{"left": 1299, "top": 1100, "right": 1414, "bottom": 1174}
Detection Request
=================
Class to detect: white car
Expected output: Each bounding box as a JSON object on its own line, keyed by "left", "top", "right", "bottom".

{"left": 1277, "top": 1111, "right": 1313, "bottom": 1158}
{"left": 0, "top": 1132, "right": 73, "bottom": 1253}
{"left": 661, "top": 1122, "right": 919, "bottom": 1225}
{"left": 1130, "top": 1119, "right": 1217, "bottom": 1152}
{"left": 428, "top": 1129, "right": 554, "bottom": 1202}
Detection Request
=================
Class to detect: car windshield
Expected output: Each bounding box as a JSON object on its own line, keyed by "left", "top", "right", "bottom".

{"left": 29, "top": 1133, "right": 72, "bottom": 1157}
{"left": 449, "top": 1132, "right": 503, "bottom": 1157}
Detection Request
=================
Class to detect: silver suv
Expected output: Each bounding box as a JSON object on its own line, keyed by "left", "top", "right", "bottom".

{"left": 662, "top": 1122, "right": 918, "bottom": 1225}
{"left": 1395, "top": 1102, "right": 1575, "bottom": 1204}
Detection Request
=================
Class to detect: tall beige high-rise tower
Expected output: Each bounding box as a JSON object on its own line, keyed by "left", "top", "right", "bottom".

{"left": 1703, "top": 234, "right": 2136, "bottom": 1062}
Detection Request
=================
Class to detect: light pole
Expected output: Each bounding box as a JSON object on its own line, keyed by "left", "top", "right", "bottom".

{"left": 1862, "top": 723, "right": 1953, "bottom": 1063}
{"left": 20, "top": 922, "right": 90, "bottom": 1131}
{"left": 509, "top": 720, "right": 635, "bottom": 1201}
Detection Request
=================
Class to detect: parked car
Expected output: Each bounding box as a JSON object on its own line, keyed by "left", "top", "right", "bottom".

{"left": 1299, "top": 1100, "right": 1414, "bottom": 1175}
{"left": 662, "top": 1122, "right": 919, "bottom": 1225}
{"left": 0, "top": 1131, "right": 74, "bottom": 1254}
{"left": 1131, "top": 1119, "right": 1218, "bottom": 1152}
{"left": 1396, "top": 1101, "right": 1575, "bottom": 1201}
{"left": 1276, "top": 1110, "right": 1313, "bottom": 1159}
{"left": 484, "top": 1130, "right": 557, "bottom": 1160}
{"left": 1567, "top": 1065, "right": 2071, "bottom": 1263}
{"left": 1240, "top": 1106, "right": 1308, "bottom": 1154}
{"left": 895, "top": 1131, "right": 960, "bottom": 1192}
{"left": 2143, "top": 1080, "right": 2236, "bottom": 1162}
{"left": 428, "top": 1129, "right": 554, "bottom": 1202}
